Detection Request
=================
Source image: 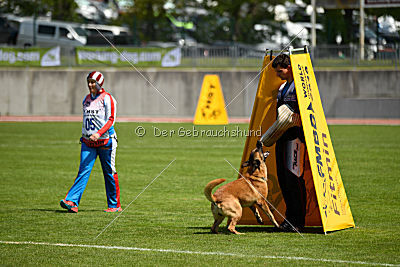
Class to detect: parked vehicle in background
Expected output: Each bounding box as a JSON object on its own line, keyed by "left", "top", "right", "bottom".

{"left": 0, "top": 16, "right": 19, "bottom": 45}
{"left": 5, "top": 15, "right": 87, "bottom": 51}
{"left": 81, "top": 24, "right": 133, "bottom": 45}
{"left": 74, "top": 0, "right": 100, "bottom": 22}
{"left": 75, "top": 0, "right": 118, "bottom": 23}
{"left": 115, "top": 0, "right": 134, "bottom": 13}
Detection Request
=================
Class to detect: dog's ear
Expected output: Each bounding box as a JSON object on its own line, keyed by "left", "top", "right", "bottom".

{"left": 243, "top": 151, "right": 254, "bottom": 168}
{"left": 241, "top": 160, "right": 250, "bottom": 168}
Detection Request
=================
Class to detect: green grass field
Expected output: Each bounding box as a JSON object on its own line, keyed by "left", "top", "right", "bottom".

{"left": 0, "top": 122, "right": 399, "bottom": 266}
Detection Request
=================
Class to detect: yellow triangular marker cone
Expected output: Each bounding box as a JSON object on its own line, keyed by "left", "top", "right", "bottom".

{"left": 193, "top": 74, "right": 229, "bottom": 125}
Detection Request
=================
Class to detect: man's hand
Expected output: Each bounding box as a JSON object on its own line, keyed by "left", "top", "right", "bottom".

{"left": 90, "top": 133, "right": 100, "bottom": 141}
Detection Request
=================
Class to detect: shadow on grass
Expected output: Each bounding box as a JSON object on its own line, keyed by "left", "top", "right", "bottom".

{"left": 189, "top": 226, "right": 324, "bottom": 235}
{"left": 30, "top": 209, "right": 101, "bottom": 213}
{"left": 188, "top": 226, "right": 216, "bottom": 235}
{"left": 189, "top": 226, "right": 277, "bottom": 235}
{"left": 234, "top": 226, "right": 325, "bottom": 234}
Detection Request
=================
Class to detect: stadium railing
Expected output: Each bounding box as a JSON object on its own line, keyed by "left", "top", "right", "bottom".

{"left": 1, "top": 43, "right": 398, "bottom": 68}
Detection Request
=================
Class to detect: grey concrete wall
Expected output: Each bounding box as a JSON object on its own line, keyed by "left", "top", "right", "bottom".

{"left": 0, "top": 68, "right": 399, "bottom": 118}
{"left": 315, "top": 70, "right": 400, "bottom": 118}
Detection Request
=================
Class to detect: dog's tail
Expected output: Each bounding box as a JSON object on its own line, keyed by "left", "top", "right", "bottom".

{"left": 204, "top": 178, "right": 226, "bottom": 203}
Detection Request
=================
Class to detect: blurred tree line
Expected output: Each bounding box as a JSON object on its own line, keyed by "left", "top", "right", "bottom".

{"left": 319, "top": 6, "right": 400, "bottom": 44}
{"left": 1, "top": 0, "right": 81, "bottom": 21}
{"left": 1, "top": 0, "right": 399, "bottom": 45}
{"left": 118, "top": 0, "right": 400, "bottom": 45}
{"left": 117, "top": 0, "right": 294, "bottom": 44}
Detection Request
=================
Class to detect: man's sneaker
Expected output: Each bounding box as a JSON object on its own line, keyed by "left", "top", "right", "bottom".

{"left": 68, "top": 206, "right": 78, "bottom": 213}
{"left": 104, "top": 207, "right": 122, "bottom": 213}
{"left": 60, "top": 199, "right": 78, "bottom": 213}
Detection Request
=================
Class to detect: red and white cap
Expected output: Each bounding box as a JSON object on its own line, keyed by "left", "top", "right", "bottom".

{"left": 87, "top": 71, "right": 104, "bottom": 87}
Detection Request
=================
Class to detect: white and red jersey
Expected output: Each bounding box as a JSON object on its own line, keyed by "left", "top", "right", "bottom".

{"left": 81, "top": 89, "right": 117, "bottom": 147}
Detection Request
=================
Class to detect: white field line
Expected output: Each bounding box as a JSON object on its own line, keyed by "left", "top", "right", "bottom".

{"left": 0, "top": 240, "right": 398, "bottom": 266}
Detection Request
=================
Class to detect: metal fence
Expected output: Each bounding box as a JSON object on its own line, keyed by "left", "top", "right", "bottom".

{"left": 179, "top": 45, "right": 266, "bottom": 68}
{"left": 310, "top": 44, "right": 399, "bottom": 68}
{"left": 2, "top": 43, "right": 399, "bottom": 68}
{"left": 73, "top": 43, "right": 399, "bottom": 68}
{"left": 179, "top": 44, "right": 399, "bottom": 68}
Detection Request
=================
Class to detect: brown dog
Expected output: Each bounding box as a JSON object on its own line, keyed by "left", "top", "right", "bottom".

{"left": 204, "top": 141, "right": 279, "bottom": 234}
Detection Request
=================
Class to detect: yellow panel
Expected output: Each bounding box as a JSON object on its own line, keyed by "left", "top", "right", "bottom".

{"left": 193, "top": 75, "right": 229, "bottom": 125}
{"left": 291, "top": 52, "right": 355, "bottom": 232}
{"left": 238, "top": 55, "right": 322, "bottom": 227}
{"left": 238, "top": 55, "right": 287, "bottom": 225}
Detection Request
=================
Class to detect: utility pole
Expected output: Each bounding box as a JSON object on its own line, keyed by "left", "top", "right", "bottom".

{"left": 311, "top": 0, "right": 316, "bottom": 48}
{"left": 33, "top": 1, "right": 37, "bottom": 46}
{"left": 359, "top": 0, "right": 365, "bottom": 60}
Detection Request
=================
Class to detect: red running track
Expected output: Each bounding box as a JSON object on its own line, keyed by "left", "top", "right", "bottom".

{"left": 0, "top": 116, "right": 399, "bottom": 125}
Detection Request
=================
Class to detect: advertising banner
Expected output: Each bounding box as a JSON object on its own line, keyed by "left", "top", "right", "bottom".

{"left": 291, "top": 51, "right": 355, "bottom": 232}
{"left": 0, "top": 46, "right": 60, "bottom": 67}
{"left": 76, "top": 46, "right": 181, "bottom": 67}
